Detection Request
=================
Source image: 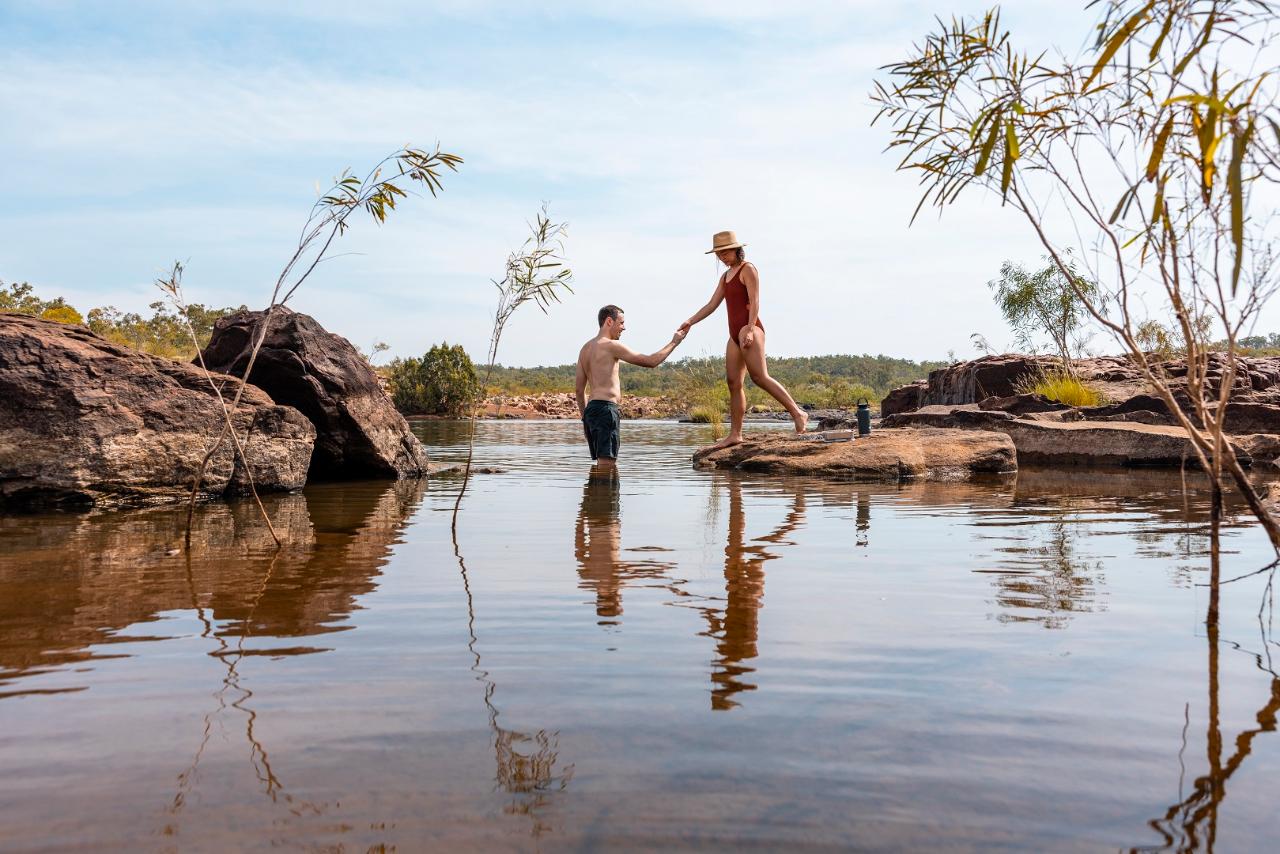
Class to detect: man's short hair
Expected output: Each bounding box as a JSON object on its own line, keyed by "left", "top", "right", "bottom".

{"left": 598, "top": 305, "right": 624, "bottom": 326}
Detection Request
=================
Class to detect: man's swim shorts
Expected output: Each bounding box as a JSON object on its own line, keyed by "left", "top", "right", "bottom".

{"left": 583, "top": 399, "right": 621, "bottom": 460}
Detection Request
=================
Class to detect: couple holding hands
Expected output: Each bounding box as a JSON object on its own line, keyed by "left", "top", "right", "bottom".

{"left": 575, "top": 230, "right": 808, "bottom": 464}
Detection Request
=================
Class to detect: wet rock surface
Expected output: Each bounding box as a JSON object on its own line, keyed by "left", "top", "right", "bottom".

{"left": 0, "top": 313, "right": 315, "bottom": 508}
{"left": 201, "top": 308, "right": 428, "bottom": 479}
{"left": 692, "top": 428, "right": 1017, "bottom": 482}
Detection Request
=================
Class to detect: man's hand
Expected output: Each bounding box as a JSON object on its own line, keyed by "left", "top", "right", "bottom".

{"left": 673, "top": 328, "right": 688, "bottom": 344}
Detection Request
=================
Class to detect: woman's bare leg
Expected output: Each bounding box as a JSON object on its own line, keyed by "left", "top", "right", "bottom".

{"left": 704, "top": 339, "right": 748, "bottom": 451}
{"left": 742, "top": 327, "right": 808, "bottom": 433}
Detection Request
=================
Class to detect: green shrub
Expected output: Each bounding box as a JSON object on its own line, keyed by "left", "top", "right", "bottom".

{"left": 388, "top": 342, "right": 481, "bottom": 416}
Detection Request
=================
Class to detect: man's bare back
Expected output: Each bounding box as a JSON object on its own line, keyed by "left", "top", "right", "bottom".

{"left": 576, "top": 307, "right": 686, "bottom": 461}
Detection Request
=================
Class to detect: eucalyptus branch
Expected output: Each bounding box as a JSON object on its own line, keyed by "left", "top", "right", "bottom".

{"left": 181, "top": 146, "right": 461, "bottom": 545}
{"left": 451, "top": 205, "right": 573, "bottom": 534}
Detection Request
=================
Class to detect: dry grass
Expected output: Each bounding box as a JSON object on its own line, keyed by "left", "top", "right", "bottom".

{"left": 1018, "top": 369, "right": 1103, "bottom": 407}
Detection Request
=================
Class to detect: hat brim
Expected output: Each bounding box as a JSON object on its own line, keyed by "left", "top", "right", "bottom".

{"left": 705, "top": 242, "right": 746, "bottom": 254}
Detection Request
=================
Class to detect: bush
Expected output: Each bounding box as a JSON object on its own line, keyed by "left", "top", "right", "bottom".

{"left": 388, "top": 342, "right": 481, "bottom": 416}
{"left": 1017, "top": 369, "right": 1102, "bottom": 408}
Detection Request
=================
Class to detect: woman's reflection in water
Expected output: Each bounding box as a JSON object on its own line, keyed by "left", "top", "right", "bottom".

{"left": 574, "top": 464, "right": 675, "bottom": 627}
{"left": 703, "top": 477, "right": 807, "bottom": 711}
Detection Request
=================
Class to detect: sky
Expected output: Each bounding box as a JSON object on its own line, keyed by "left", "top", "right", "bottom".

{"left": 0, "top": 0, "right": 1232, "bottom": 366}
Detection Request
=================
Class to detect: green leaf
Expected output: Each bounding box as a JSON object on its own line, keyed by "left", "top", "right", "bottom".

{"left": 975, "top": 113, "right": 1001, "bottom": 176}
{"left": 1005, "top": 119, "right": 1020, "bottom": 161}
{"left": 1084, "top": 1, "right": 1154, "bottom": 90}
{"left": 1228, "top": 120, "right": 1253, "bottom": 296}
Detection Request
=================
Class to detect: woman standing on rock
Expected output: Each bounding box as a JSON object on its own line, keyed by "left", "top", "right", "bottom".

{"left": 680, "top": 231, "right": 808, "bottom": 450}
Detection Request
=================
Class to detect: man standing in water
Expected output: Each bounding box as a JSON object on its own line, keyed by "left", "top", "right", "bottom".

{"left": 577, "top": 305, "right": 686, "bottom": 465}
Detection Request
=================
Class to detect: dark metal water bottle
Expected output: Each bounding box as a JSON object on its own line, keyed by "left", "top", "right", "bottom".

{"left": 856, "top": 398, "right": 872, "bottom": 436}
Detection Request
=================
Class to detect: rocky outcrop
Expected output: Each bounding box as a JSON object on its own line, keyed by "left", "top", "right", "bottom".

{"left": 693, "top": 428, "right": 1016, "bottom": 482}
{"left": 882, "top": 406, "right": 1252, "bottom": 468}
{"left": 881, "top": 353, "right": 1280, "bottom": 435}
{"left": 0, "top": 313, "right": 315, "bottom": 508}
{"left": 200, "top": 308, "right": 428, "bottom": 479}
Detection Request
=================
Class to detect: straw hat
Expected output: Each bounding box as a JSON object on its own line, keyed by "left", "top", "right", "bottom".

{"left": 705, "top": 230, "right": 746, "bottom": 254}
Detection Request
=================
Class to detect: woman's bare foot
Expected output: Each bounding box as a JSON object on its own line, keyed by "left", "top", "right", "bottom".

{"left": 696, "top": 433, "right": 744, "bottom": 458}
{"left": 792, "top": 410, "right": 809, "bottom": 433}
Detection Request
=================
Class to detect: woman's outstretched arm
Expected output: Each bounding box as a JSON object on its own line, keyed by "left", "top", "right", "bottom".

{"left": 680, "top": 280, "right": 726, "bottom": 332}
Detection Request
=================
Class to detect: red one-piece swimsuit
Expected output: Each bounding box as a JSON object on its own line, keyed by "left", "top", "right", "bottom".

{"left": 724, "top": 264, "right": 764, "bottom": 343}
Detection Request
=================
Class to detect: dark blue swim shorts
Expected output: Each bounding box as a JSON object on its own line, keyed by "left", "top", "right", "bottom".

{"left": 582, "top": 399, "right": 620, "bottom": 460}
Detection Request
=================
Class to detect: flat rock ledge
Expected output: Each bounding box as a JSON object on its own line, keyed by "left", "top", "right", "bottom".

{"left": 881, "top": 408, "right": 1252, "bottom": 467}
{"left": 693, "top": 428, "right": 1017, "bottom": 482}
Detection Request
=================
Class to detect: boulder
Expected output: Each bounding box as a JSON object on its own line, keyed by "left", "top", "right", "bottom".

{"left": 0, "top": 313, "right": 315, "bottom": 508}
{"left": 200, "top": 308, "right": 428, "bottom": 479}
{"left": 692, "top": 428, "right": 1017, "bottom": 482}
{"left": 880, "top": 381, "right": 926, "bottom": 416}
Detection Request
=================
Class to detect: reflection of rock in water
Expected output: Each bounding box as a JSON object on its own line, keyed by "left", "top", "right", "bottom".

{"left": 702, "top": 477, "right": 806, "bottom": 711}
{"left": 0, "top": 479, "right": 426, "bottom": 695}
{"left": 573, "top": 466, "right": 674, "bottom": 625}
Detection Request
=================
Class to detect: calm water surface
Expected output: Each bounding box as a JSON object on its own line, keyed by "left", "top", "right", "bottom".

{"left": 2, "top": 420, "right": 1279, "bottom": 851}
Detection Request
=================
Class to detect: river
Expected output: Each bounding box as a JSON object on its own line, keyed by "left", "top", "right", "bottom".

{"left": 2, "top": 420, "right": 1278, "bottom": 851}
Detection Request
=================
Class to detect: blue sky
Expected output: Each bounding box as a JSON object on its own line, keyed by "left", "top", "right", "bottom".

{"left": 0, "top": 1, "right": 1195, "bottom": 365}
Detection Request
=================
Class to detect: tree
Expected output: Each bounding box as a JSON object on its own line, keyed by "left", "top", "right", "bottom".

{"left": 989, "top": 256, "right": 1099, "bottom": 370}
{"left": 388, "top": 343, "right": 481, "bottom": 416}
{"left": 873, "top": 0, "right": 1280, "bottom": 554}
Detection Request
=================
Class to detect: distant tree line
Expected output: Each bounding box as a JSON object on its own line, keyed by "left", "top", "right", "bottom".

{"left": 486, "top": 352, "right": 951, "bottom": 404}
{"left": 2, "top": 279, "right": 244, "bottom": 359}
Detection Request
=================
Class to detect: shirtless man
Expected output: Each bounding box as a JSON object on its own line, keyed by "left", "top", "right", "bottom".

{"left": 576, "top": 304, "right": 686, "bottom": 464}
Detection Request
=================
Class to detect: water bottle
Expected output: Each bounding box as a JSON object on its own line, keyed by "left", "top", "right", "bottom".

{"left": 856, "top": 398, "right": 872, "bottom": 436}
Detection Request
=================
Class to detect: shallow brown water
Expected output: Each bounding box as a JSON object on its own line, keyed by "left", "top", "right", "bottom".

{"left": 2, "top": 420, "right": 1279, "bottom": 851}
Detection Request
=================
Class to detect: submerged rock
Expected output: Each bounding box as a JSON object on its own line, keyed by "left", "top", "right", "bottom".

{"left": 0, "top": 313, "right": 315, "bottom": 508}
{"left": 693, "top": 428, "right": 1016, "bottom": 482}
{"left": 200, "top": 308, "right": 428, "bottom": 479}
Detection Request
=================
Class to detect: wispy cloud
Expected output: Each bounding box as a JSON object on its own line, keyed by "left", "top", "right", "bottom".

{"left": 2, "top": 1, "right": 1191, "bottom": 364}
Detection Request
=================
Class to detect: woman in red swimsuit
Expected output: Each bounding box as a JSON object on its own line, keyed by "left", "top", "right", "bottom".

{"left": 680, "top": 230, "right": 808, "bottom": 449}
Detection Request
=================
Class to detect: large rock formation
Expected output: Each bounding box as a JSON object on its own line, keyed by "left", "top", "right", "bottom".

{"left": 693, "top": 429, "right": 1017, "bottom": 482}
{"left": 0, "top": 313, "right": 315, "bottom": 508}
{"left": 881, "top": 352, "right": 1280, "bottom": 433}
{"left": 200, "top": 308, "right": 428, "bottom": 479}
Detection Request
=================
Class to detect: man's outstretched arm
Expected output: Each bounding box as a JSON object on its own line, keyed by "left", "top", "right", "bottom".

{"left": 610, "top": 329, "right": 686, "bottom": 369}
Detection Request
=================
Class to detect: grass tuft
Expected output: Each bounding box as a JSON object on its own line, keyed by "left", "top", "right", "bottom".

{"left": 1018, "top": 369, "right": 1103, "bottom": 407}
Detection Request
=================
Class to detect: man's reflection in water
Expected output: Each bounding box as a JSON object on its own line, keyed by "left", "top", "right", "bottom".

{"left": 574, "top": 464, "right": 674, "bottom": 626}
{"left": 703, "top": 478, "right": 807, "bottom": 711}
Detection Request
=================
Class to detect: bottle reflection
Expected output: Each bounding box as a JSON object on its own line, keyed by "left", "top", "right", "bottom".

{"left": 703, "top": 478, "right": 806, "bottom": 711}
{"left": 573, "top": 464, "right": 675, "bottom": 627}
